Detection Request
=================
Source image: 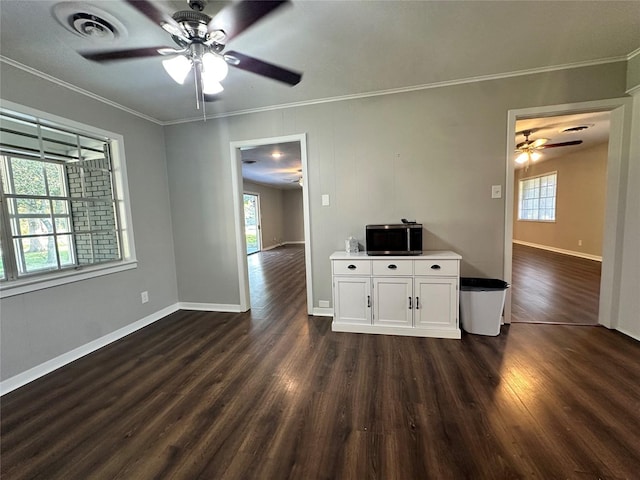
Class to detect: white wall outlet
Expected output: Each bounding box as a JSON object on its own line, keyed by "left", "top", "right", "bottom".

{"left": 321, "top": 194, "right": 330, "bottom": 206}
{"left": 141, "top": 291, "right": 149, "bottom": 304}
{"left": 319, "top": 300, "right": 330, "bottom": 308}
{"left": 578, "top": 239, "right": 583, "bottom": 246}
{"left": 491, "top": 185, "right": 502, "bottom": 199}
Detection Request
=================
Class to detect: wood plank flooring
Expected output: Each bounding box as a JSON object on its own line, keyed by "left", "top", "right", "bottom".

{"left": 511, "top": 243, "right": 602, "bottom": 325}
{"left": 2, "top": 245, "right": 639, "bottom": 479}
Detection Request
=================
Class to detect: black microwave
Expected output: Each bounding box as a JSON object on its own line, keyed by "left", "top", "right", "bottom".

{"left": 365, "top": 224, "right": 423, "bottom": 256}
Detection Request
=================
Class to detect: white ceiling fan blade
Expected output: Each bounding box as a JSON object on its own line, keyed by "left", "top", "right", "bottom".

{"left": 530, "top": 138, "right": 549, "bottom": 148}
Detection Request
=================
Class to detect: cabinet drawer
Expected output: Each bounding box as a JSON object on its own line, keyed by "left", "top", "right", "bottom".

{"left": 414, "top": 259, "right": 458, "bottom": 276}
{"left": 372, "top": 260, "right": 413, "bottom": 276}
{"left": 333, "top": 260, "right": 371, "bottom": 275}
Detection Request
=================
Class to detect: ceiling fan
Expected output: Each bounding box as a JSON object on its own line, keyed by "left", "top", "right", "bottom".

{"left": 515, "top": 129, "right": 582, "bottom": 166}
{"left": 79, "top": 0, "right": 302, "bottom": 111}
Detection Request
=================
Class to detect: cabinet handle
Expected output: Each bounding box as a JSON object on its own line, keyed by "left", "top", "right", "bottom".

{"left": 408, "top": 297, "right": 412, "bottom": 309}
{"left": 416, "top": 297, "right": 420, "bottom": 309}
{"left": 348, "top": 264, "right": 357, "bottom": 270}
{"left": 431, "top": 264, "right": 441, "bottom": 270}
{"left": 388, "top": 264, "right": 397, "bottom": 270}
{"left": 367, "top": 295, "right": 371, "bottom": 308}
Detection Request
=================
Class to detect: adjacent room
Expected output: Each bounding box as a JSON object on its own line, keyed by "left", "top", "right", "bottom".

{"left": 1, "top": 0, "right": 639, "bottom": 478}
{"left": 511, "top": 112, "right": 610, "bottom": 325}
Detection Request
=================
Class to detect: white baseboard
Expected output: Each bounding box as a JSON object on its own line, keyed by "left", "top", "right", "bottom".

{"left": 0, "top": 303, "right": 180, "bottom": 396}
{"left": 312, "top": 307, "right": 334, "bottom": 317}
{"left": 513, "top": 240, "right": 602, "bottom": 262}
{"left": 261, "top": 241, "right": 304, "bottom": 252}
{"left": 616, "top": 326, "right": 640, "bottom": 342}
{"left": 178, "top": 302, "right": 244, "bottom": 312}
{"left": 261, "top": 243, "right": 283, "bottom": 251}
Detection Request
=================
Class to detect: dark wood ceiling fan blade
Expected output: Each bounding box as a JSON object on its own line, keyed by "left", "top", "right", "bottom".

{"left": 204, "top": 94, "right": 221, "bottom": 102}
{"left": 225, "top": 51, "right": 302, "bottom": 85}
{"left": 207, "top": 0, "right": 290, "bottom": 42}
{"left": 80, "top": 47, "right": 169, "bottom": 62}
{"left": 125, "top": 0, "right": 188, "bottom": 41}
{"left": 542, "top": 140, "right": 583, "bottom": 148}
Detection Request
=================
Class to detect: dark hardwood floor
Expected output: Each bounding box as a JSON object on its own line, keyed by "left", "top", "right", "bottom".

{"left": 512, "top": 243, "right": 602, "bottom": 325}
{"left": 2, "top": 245, "right": 639, "bottom": 479}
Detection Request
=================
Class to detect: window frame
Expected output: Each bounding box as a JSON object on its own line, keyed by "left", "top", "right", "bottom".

{"left": 0, "top": 100, "right": 137, "bottom": 298}
{"left": 517, "top": 171, "right": 558, "bottom": 223}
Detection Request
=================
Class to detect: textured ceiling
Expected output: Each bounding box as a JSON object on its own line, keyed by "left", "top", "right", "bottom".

{"left": 1, "top": 1, "right": 639, "bottom": 124}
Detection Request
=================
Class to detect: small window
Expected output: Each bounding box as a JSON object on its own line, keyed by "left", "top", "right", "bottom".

{"left": 518, "top": 172, "right": 557, "bottom": 222}
{"left": 0, "top": 103, "right": 136, "bottom": 294}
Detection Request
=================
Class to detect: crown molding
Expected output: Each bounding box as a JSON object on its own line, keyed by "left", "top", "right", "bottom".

{"left": 165, "top": 55, "right": 629, "bottom": 125}
{"left": 0, "top": 55, "right": 162, "bottom": 125}
{"left": 628, "top": 46, "right": 640, "bottom": 60}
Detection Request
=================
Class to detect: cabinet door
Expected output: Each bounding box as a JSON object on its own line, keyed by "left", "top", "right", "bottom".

{"left": 372, "top": 277, "right": 413, "bottom": 327}
{"left": 414, "top": 277, "right": 457, "bottom": 329}
{"left": 334, "top": 276, "right": 372, "bottom": 325}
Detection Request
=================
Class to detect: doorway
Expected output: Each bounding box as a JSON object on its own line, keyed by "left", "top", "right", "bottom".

{"left": 510, "top": 112, "right": 609, "bottom": 324}
{"left": 503, "top": 98, "right": 633, "bottom": 329}
{"left": 230, "top": 133, "right": 313, "bottom": 315}
{"left": 243, "top": 193, "right": 261, "bottom": 254}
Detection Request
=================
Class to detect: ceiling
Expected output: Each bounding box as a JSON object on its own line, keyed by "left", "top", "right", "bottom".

{"left": 241, "top": 141, "right": 302, "bottom": 189}
{"left": 1, "top": 1, "right": 639, "bottom": 124}
{"left": 515, "top": 111, "right": 611, "bottom": 168}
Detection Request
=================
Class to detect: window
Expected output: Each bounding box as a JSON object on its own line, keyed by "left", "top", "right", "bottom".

{"left": 518, "top": 172, "right": 557, "bottom": 221}
{"left": 0, "top": 103, "right": 135, "bottom": 294}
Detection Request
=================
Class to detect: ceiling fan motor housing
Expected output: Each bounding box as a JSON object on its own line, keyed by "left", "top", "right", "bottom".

{"left": 172, "top": 10, "right": 211, "bottom": 42}
{"left": 170, "top": 10, "right": 226, "bottom": 52}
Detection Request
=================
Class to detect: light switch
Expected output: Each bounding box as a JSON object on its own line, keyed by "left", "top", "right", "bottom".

{"left": 321, "top": 194, "right": 330, "bottom": 206}
{"left": 491, "top": 185, "right": 502, "bottom": 199}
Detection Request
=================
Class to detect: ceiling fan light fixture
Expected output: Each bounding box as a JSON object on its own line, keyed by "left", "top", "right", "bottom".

{"left": 530, "top": 151, "right": 542, "bottom": 162}
{"left": 201, "top": 74, "right": 224, "bottom": 95}
{"left": 202, "top": 52, "right": 229, "bottom": 81}
{"left": 515, "top": 152, "right": 529, "bottom": 164}
{"left": 162, "top": 55, "right": 192, "bottom": 84}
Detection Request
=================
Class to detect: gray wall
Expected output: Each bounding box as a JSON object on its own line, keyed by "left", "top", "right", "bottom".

{"left": 243, "top": 180, "right": 284, "bottom": 250}
{"left": 627, "top": 54, "right": 640, "bottom": 92}
{"left": 0, "top": 64, "right": 178, "bottom": 381}
{"left": 242, "top": 182, "right": 303, "bottom": 248}
{"left": 164, "top": 62, "right": 629, "bottom": 309}
{"left": 283, "top": 188, "right": 304, "bottom": 242}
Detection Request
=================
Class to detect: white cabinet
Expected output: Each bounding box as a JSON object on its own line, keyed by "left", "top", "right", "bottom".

{"left": 414, "top": 277, "right": 457, "bottom": 330}
{"left": 373, "top": 276, "right": 413, "bottom": 327}
{"left": 330, "top": 251, "right": 462, "bottom": 339}
{"left": 333, "top": 276, "right": 371, "bottom": 325}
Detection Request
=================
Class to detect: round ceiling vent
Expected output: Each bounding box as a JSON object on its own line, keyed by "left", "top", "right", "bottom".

{"left": 53, "top": 2, "right": 127, "bottom": 42}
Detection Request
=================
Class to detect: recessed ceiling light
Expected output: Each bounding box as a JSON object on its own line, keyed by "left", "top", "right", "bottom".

{"left": 271, "top": 152, "right": 282, "bottom": 159}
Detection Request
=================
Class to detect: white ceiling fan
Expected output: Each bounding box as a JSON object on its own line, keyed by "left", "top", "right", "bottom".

{"left": 79, "top": 0, "right": 303, "bottom": 113}
{"left": 515, "top": 129, "right": 582, "bottom": 167}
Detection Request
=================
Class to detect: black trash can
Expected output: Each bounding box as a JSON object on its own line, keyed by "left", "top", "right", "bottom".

{"left": 459, "top": 277, "right": 510, "bottom": 336}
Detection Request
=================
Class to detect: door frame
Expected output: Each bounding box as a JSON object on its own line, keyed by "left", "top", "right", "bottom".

{"left": 230, "top": 133, "right": 312, "bottom": 314}
{"left": 503, "top": 98, "right": 633, "bottom": 327}
{"left": 243, "top": 191, "right": 262, "bottom": 254}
